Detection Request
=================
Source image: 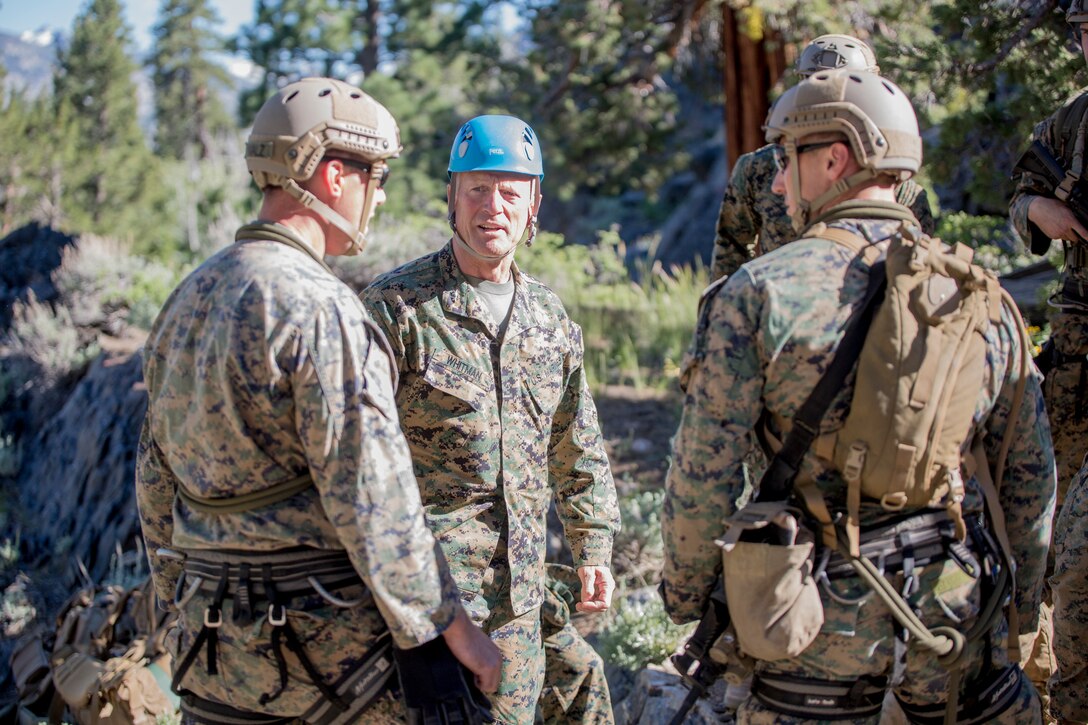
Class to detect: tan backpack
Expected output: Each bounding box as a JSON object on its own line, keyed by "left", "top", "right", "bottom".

{"left": 9, "top": 576, "right": 177, "bottom": 725}
{"left": 754, "top": 221, "right": 1030, "bottom": 720}
{"left": 807, "top": 223, "right": 1006, "bottom": 555}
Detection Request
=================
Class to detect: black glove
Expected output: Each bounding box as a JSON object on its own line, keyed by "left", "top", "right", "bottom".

{"left": 392, "top": 636, "right": 495, "bottom": 725}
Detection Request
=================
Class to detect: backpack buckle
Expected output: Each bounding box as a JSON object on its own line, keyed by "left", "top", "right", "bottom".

{"left": 947, "top": 469, "right": 965, "bottom": 504}
{"left": 880, "top": 492, "right": 908, "bottom": 511}
{"left": 843, "top": 442, "right": 867, "bottom": 483}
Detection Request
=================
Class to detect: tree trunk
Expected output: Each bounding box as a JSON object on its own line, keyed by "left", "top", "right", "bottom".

{"left": 721, "top": 5, "right": 787, "bottom": 169}
{"left": 354, "top": 0, "right": 381, "bottom": 77}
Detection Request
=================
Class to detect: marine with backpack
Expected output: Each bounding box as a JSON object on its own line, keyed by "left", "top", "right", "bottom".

{"left": 662, "top": 67, "right": 1056, "bottom": 724}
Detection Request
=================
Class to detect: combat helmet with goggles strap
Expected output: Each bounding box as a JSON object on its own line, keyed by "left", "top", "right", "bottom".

{"left": 245, "top": 77, "right": 401, "bottom": 256}
{"left": 764, "top": 69, "right": 922, "bottom": 233}
{"left": 447, "top": 114, "right": 544, "bottom": 261}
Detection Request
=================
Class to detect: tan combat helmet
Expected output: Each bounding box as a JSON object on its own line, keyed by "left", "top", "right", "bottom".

{"left": 797, "top": 34, "right": 879, "bottom": 78}
{"left": 245, "top": 77, "right": 402, "bottom": 255}
{"left": 764, "top": 69, "right": 922, "bottom": 232}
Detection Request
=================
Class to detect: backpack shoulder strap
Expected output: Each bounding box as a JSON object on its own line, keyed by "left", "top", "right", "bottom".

{"left": 805, "top": 222, "right": 884, "bottom": 266}
{"left": 756, "top": 258, "right": 887, "bottom": 507}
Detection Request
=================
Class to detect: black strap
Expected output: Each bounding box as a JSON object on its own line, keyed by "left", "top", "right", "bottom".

{"left": 181, "top": 694, "right": 297, "bottom": 724}
{"left": 172, "top": 563, "right": 230, "bottom": 695}
{"left": 257, "top": 564, "right": 351, "bottom": 713}
{"left": 752, "top": 672, "right": 886, "bottom": 719}
{"left": 303, "top": 632, "right": 397, "bottom": 725}
{"left": 756, "top": 260, "right": 887, "bottom": 503}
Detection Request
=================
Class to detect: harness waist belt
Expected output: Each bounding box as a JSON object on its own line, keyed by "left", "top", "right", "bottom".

{"left": 180, "top": 547, "right": 363, "bottom": 600}
{"left": 819, "top": 511, "right": 982, "bottom": 580}
{"left": 753, "top": 672, "right": 886, "bottom": 719}
{"left": 895, "top": 665, "right": 1023, "bottom": 725}
{"left": 181, "top": 695, "right": 296, "bottom": 724}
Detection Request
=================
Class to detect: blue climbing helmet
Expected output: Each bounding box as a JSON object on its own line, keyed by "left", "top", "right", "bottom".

{"left": 448, "top": 115, "right": 544, "bottom": 179}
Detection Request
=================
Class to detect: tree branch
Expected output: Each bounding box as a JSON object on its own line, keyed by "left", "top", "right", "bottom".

{"left": 968, "top": 0, "right": 1060, "bottom": 76}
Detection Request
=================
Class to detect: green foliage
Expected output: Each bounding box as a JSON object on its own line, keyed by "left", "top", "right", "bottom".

{"left": 328, "top": 211, "right": 449, "bottom": 291}
{"left": 0, "top": 575, "right": 36, "bottom": 636}
{"left": 493, "top": 1, "right": 687, "bottom": 202}
{"left": 148, "top": 0, "right": 233, "bottom": 160}
{"left": 232, "top": 0, "right": 361, "bottom": 124}
{"left": 611, "top": 489, "right": 666, "bottom": 589}
{"left": 0, "top": 75, "right": 57, "bottom": 234}
{"left": 935, "top": 212, "right": 1039, "bottom": 276}
{"left": 52, "top": 236, "right": 187, "bottom": 332}
{"left": 749, "top": 0, "right": 1084, "bottom": 215}
{"left": 158, "top": 143, "right": 254, "bottom": 259}
{"left": 51, "top": 0, "right": 173, "bottom": 252}
{"left": 520, "top": 229, "right": 702, "bottom": 389}
{"left": 1, "top": 294, "right": 100, "bottom": 388}
{"left": 598, "top": 593, "right": 695, "bottom": 671}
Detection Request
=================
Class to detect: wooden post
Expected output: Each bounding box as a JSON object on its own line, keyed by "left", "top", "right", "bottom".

{"left": 721, "top": 5, "right": 788, "bottom": 169}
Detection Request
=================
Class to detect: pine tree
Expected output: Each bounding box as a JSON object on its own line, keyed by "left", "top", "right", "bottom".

{"left": 0, "top": 67, "right": 49, "bottom": 234}
{"left": 52, "top": 0, "right": 172, "bottom": 250}
{"left": 148, "top": 0, "right": 232, "bottom": 160}
{"left": 231, "top": 0, "right": 355, "bottom": 124}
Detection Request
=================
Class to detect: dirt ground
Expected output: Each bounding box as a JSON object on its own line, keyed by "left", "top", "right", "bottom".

{"left": 593, "top": 384, "right": 684, "bottom": 495}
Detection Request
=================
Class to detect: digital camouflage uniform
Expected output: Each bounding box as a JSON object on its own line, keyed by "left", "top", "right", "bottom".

{"left": 1011, "top": 90, "right": 1088, "bottom": 504}
{"left": 538, "top": 564, "right": 613, "bottom": 724}
{"left": 709, "top": 144, "right": 936, "bottom": 282}
{"left": 1010, "top": 90, "right": 1088, "bottom": 723}
{"left": 362, "top": 242, "right": 620, "bottom": 724}
{"left": 1051, "top": 457, "right": 1088, "bottom": 722}
{"left": 137, "top": 225, "right": 461, "bottom": 720}
{"left": 662, "top": 203, "right": 1055, "bottom": 724}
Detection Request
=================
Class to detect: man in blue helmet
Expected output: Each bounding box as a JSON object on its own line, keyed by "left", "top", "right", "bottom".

{"left": 362, "top": 115, "right": 621, "bottom": 723}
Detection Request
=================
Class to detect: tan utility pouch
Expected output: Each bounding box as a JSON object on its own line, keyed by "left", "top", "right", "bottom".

{"left": 53, "top": 645, "right": 172, "bottom": 725}
{"left": 717, "top": 503, "right": 824, "bottom": 661}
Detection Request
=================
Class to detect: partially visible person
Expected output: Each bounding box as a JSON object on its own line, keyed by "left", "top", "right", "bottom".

{"left": 1051, "top": 457, "right": 1088, "bottom": 725}
{"left": 709, "top": 33, "right": 934, "bottom": 282}
{"left": 1009, "top": 3, "right": 1088, "bottom": 720}
{"left": 136, "top": 77, "right": 500, "bottom": 725}
{"left": 663, "top": 68, "right": 1053, "bottom": 724}
{"left": 362, "top": 114, "right": 620, "bottom": 725}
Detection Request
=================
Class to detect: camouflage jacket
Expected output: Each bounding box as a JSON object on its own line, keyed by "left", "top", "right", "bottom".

{"left": 136, "top": 223, "right": 460, "bottom": 649}
{"left": 709, "top": 144, "right": 936, "bottom": 281}
{"left": 362, "top": 242, "right": 620, "bottom": 616}
{"left": 663, "top": 202, "right": 1056, "bottom": 629}
{"left": 1010, "top": 89, "right": 1088, "bottom": 258}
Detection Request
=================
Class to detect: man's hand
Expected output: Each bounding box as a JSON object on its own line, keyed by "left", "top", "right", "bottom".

{"left": 1028, "top": 196, "right": 1088, "bottom": 242}
{"left": 441, "top": 607, "right": 502, "bottom": 693}
{"left": 576, "top": 565, "right": 615, "bottom": 613}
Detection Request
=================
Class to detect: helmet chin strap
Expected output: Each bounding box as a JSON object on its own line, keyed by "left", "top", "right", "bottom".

{"left": 783, "top": 140, "right": 880, "bottom": 233}
{"left": 280, "top": 177, "right": 372, "bottom": 256}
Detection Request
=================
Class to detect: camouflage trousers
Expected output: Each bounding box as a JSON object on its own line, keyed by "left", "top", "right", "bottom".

{"left": 1027, "top": 306, "right": 1088, "bottom": 722}
{"left": 1020, "top": 599, "right": 1058, "bottom": 724}
{"left": 169, "top": 580, "right": 404, "bottom": 723}
{"left": 1051, "top": 458, "right": 1088, "bottom": 724}
{"left": 463, "top": 562, "right": 546, "bottom": 724}
{"left": 539, "top": 623, "right": 613, "bottom": 724}
{"left": 536, "top": 563, "right": 613, "bottom": 724}
{"left": 733, "top": 557, "right": 1040, "bottom": 724}
{"left": 1042, "top": 308, "right": 1088, "bottom": 504}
